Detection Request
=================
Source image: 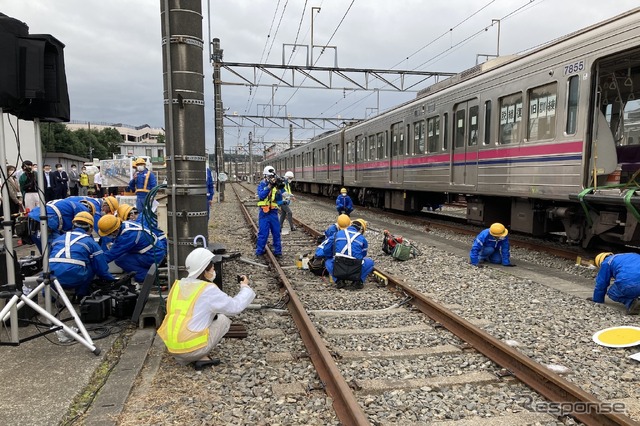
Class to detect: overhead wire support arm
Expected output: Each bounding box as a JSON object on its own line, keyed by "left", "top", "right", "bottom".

{"left": 223, "top": 114, "right": 363, "bottom": 129}
{"left": 219, "top": 62, "right": 455, "bottom": 92}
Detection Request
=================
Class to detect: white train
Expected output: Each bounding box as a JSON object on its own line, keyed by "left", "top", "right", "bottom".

{"left": 265, "top": 8, "right": 640, "bottom": 247}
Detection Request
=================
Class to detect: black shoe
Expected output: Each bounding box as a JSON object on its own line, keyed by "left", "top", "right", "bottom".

{"left": 193, "top": 357, "right": 221, "bottom": 371}
{"left": 291, "top": 227, "right": 297, "bottom": 231}
{"left": 336, "top": 280, "right": 346, "bottom": 289}
{"left": 274, "top": 254, "right": 283, "bottom": 258}
{"left": 627, "top": 297, "right": 640, "bottom": 315}
{"left": 354, "top": 281, "right": 364, "bottom": 289}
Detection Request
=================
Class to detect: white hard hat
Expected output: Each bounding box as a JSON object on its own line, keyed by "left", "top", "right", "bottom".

{"left": 185, "top": 248, "right": 215, "bottom": 278}
{"left": 284, "top": 171, "right": 294, "bottom": 179}
{"left": 263, "top": 166, "right": 275, "bottom": 176}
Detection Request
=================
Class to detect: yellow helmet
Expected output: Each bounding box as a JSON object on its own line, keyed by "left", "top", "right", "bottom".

{"left": 489, "top": 223, "right": 508, "bottom": 237}
{"left": 103, "top": 196, "right": 119, "bottom": 214}
{"left": 134, "top": 158, "right": 146, "bottom": 166}
{"left": 73, "top": 211, "right": 94, "bottom": 228}
{"left": 78, "top": 200, "right": 95, "bottom": 216}
{"left": 117, "top": 204, "right": 134, "bottom": 220}
{"left": 98, "top": 215, "right": 122, "bottom": 237}
{"left": 351, "top": 218, "right": 367, "bottom": 233}
{"left": 340, "top": 188, "right": 347, "bottom": 194}
{"left": 595, "top": 252, "right": 613, "bottom": 268}
{"left": 337, "top": 214, "right": 351, "bottom": 229}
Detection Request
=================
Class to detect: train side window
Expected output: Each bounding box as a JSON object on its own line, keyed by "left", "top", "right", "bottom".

{"left": 528, "top": 82, "right": 557, "bottom": 141}
{"left": 391, "top": 122, "right": 401, "bottom": 156}
{"left": 369, "top": 135, "right": 376, "bottom": 160}
{"left": 468, "top": 105, "right": 479, "bottom": 146}
{"left": 443, "top": 113, "right": 449, "bottom": 151}
{"left": 414, "top": 121, "right": 425, "bottom": 154}
{"left": 345, "top": 141, "right": 352, "bottom": 164}
{"left": 426, "top": 116, "right": 439, "bottom": 153}
{"left": 454, "top": 109, "right": 465, "bottom": 148}
{"left": 377, "top": 133, "right": 384, "bottom": 159}
{"left": 484, "top": 100, "right": 492, "bottom": 145}
{"left": 406, "top": 124, "right": 411, "bottom": 155}
{"left": 566, "top": 76, "right": 579, "bottom": 135}
{"left": 499, "top": 92, "right": 523, "bottom": 145}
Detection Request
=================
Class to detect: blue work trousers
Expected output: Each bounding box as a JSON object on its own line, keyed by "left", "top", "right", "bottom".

{"left": 478, "top": 246, "right": 503, "bottom": 264}
{"left": 256, "top": 209, "right": 282, "bottom": 255}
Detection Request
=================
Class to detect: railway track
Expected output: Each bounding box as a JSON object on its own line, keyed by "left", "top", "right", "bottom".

{"left": 229, "top": 182, "right": 637, "bottom": 426}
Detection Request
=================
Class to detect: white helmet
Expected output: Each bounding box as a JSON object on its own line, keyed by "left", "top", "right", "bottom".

{"left": 185, "top": 248, "right": 214, "bottom": 278}
{"left": 284, "top": 171, "right": 294, "bottom": 179}
{"left": 263, "top": 166, "right": 275, "bottom": 176}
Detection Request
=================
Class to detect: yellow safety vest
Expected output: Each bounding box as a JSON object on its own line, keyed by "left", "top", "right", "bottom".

{"left": 157, "top": 280, "right": 211, "bottom": 354}
{"left": 79, "top": 173, "right": 89, "bottom": 186}
{"left": 284, "top": 181, "right": 291, "bottom": 195}
{"left": 257, "top": 187, "right": 279, "bottom": 210}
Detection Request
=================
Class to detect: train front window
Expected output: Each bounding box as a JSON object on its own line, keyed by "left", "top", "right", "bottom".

{"left": 499, "top": 93, "right": 523, "bottom": 145}
{"left": 528, "top": 83, "right": 557, "bottom": 141}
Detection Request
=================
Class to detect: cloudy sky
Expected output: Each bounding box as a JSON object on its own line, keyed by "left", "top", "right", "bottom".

{"left": 2, "top": 0, "right": 639, "bottom": 155}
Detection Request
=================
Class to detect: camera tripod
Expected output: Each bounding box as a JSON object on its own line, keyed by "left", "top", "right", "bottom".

{"left": 0, "top": 276, "right": 100, "bottom": 355}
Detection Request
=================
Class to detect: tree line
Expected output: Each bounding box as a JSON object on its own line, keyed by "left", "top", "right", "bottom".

{"left": 40, "top": 122, "right": 122, "bottom": 159}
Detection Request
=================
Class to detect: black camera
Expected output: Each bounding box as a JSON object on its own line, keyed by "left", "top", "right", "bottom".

{"left": 269, "top": 175, "right": 285, "bottom": 189}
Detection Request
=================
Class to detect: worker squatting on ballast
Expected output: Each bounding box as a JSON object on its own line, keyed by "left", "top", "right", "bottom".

{"left": 589, "top": 252, "right": 640, "bottom": 315}
{"left": 323, "top": 218, "right": 375, "bottom": 289}
{"left": 157, "top": 248, "right": 255, "bottom": 370}
{"left": 469, "top": 223, "right": 515, "bottom": 267}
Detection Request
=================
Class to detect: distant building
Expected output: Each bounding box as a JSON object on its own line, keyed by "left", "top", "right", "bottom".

{"left": 65, "top": 121, "right": 165, "bottom": 162}
{"left": 43, "top": 152, "right": 90, "bottom": 170}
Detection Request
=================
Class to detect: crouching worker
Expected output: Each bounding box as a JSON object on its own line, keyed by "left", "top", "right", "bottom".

{"left": 324, "top": 218, "right": 374, "bottom": 289}
{"left": 49, "top": 212, "right": 115, "bottom": 298}
{"left": 469, "top": 223, "right": 515, "bottom": 267}
{"left": 589, "top": 252, "right": 640, "bottom": 315}
{"left": 157, "top": 248, "right": 256, "bottom": 370}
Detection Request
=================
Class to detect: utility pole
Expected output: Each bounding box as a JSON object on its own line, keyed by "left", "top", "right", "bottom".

{"left": 289, "top": 124, "right": 293, "bottom": 150}
{"left": 212, "top": 38, "right": 225, "bottom": 201}
{"left": 248, "top": 130, "right": 254, "bottom": 184}
{"left": 161, "top": 0, "right": 208, "bottom": 281}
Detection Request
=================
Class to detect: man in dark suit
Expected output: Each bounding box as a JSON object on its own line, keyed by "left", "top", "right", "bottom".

{"left": 68, "top": 164, "right": 79, "bottom": 196}
{"left": 51, "top": 163, "right": 69, "bottom": 199}
{"left": 43, "top": 164, "right": 55, "bottom": 202}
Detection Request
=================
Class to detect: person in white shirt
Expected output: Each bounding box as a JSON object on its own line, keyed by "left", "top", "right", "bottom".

{"left": 157, "top": 248, "right": 255, "bottom": 370}
{"left": 93, "top": 166, "right": 103, "bottom": 197}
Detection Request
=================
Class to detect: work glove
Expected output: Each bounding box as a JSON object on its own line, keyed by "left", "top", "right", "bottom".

{"left": 586, "top": 297, "right": 594, "bottom": 302}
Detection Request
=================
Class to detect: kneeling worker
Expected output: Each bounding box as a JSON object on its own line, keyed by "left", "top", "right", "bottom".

{"left": 324, "top": 218, "right": 375, "bottom": 289}
{"left": 469, "top": 223, "right": 515, "bottom": 267}
{"left": 49, "top": 212, "right": 115, "bottom": 298}
{"left": 157, "top": 248, "right": 256, "bottom": 370}
{"left": 590, "top": 252, "right": 640, "bottom": 315}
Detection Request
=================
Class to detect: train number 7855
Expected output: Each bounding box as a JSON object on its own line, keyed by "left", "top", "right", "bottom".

{"left": 564, "top": 60, "right": 585, "bottom": 76}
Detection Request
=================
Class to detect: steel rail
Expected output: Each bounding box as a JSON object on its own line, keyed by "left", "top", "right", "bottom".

{"left": 231, "top": 184, "right": 371, "bottom": 426}
{"left": 377, "top": 268, "right": 639, "bottom": 426}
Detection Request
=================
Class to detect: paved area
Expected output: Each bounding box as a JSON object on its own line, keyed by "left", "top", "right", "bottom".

{"left": 0, "top": 237, "right": 154, "bottom": 426}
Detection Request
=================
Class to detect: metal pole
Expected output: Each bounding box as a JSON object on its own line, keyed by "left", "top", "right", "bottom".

{"left": 289, "top": 124, "right": 293, "bottom": 150}
{"left": 311, "top": 7, "right": 321, "bottom": 65}
{"left": 161, "top": 0, "right": 208, "bottom": 281}
{"left": 492, "top": 19, "right": 501, "bottom": 57}
{"left": 212, "top": 38, "right": 225, "bottom": 202}
{"left": 33, "top": 118, "right": 51, "bottom": 317}
{"left": 248, "top": 131, "right": 253, "bottom": 184}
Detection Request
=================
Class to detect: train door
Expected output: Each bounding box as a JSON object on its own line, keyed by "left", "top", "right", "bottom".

{"left": 390, "top": 121, "right": 405, "bottom": 183}
{"left": 450, "top": 100, "right": 479, "bottom": 186}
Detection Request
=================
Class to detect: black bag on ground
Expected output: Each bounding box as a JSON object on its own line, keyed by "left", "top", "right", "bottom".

{"left": 308, "top": 255, "right": 326, "bottom": 276}
{"left": 333, "top": 256, "right": 362, "bottom": 281}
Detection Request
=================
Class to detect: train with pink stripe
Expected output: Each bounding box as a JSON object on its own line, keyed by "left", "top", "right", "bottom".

{"left": 267, "top": 8, "right": 640, "bottom": 247}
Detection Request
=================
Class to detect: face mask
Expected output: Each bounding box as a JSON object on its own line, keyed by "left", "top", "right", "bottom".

{"left": 137, "top": 166, "right": 145, "bottom": 172}
{"left": 44, "top": 169, "right": 50, "bottom": 173}
{"left": 204, "top": 268, "right": 216, "bottom": 282}
{"left": 57, "top": 167, "right": 63, "bottom": 171}
{"left": 71, "top": 167, "right": 76, "bottom": 170}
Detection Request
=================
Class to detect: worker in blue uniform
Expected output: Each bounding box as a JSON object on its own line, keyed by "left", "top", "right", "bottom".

{"left": 67, "top": 195, "right": 102, "bottom": 233}
{"left": 308, "top": 214, "right": 351, "bottom": 276}
{"left": 590, "top": 252, "right": 640, "bottom": 315}
{"left": 117, "top": 204, "right": 167, "bottom": 253}
{"left": 255, "top": 166, "right": 282, "bottom": 257}
{"left": 324, "top": 218, "right": 374, "bottom": 289}
{"left": 49, "top": 212, "right": 115, "bottom": 298}
{"left": 98, "top": 215, "right": 166, "bottom": 283}
{"left": 469, "top": 223, "right": 515, "bottom": 267}
{"left": 128, "top": 158, "right": 157, "bottom": 212}
{"left": 206, "top": 166, "right": 215, "bottom": 221}
{"left": 324, "top": 214, "right": 351, "bottom": 242}
{"left": 336, "top": 188, "right": 354, "bottom": 216}
{"left": 28, "top": 199, "right": 91, "bottom": 254}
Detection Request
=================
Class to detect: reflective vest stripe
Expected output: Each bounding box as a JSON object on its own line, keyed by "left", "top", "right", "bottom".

{"left": 157, "top": 281, "right": 210, "bottom": 353}
{"left": 51, "top": 232, "right": 88, "bottom": 267}
{"left": 136, "top": 171, "right": 151, "bottom": 193}
{"left": 336, "top": 230, "right": 359, "bottom": 258}
{"left": 50, "top": 258, "right": 86, "bottom": 267}
{"left": 257, "top": 187, "right": 279, "bottom": 209}
{"left": 121, "top": 222, "right": 157, "bottom": 254}
{"left": 48, "top": 202, "right": 64, "bottom": 231}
